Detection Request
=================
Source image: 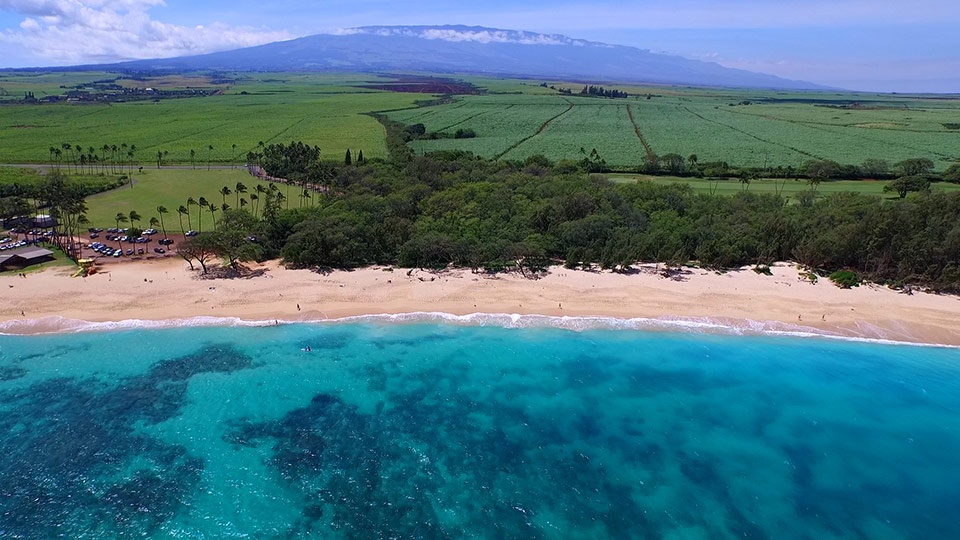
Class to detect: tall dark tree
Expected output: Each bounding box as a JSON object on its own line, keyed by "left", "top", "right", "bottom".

{"left": 894, "top": 158, "right": 934, "bottom": 177}
{"left": 235, "top": 182, "right": 247, "bottom": 207}
{"left": 197, "top": 197, "right": 209, "bottom": 233}
{"left": 156, "top": 205, "right": 170, "bottom": 241}
{"left": 176, "top": 205, "right": 188, "bottom": 235}
{"left": 884, "top": 175, "right": 931, "bottom": 198}
{"left": 185, "top": 197, "right": 197, "bottom": 230}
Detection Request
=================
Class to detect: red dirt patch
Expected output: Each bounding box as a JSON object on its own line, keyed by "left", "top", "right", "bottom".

{"left": 356, "top": 76, "right": 480, "bottom": 95}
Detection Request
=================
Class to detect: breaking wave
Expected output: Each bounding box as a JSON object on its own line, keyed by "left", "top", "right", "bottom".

{"left": 0, "top": 312, "right": 954, "bottom": 349}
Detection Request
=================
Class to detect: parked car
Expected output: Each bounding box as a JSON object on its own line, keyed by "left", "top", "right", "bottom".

{"left": 184, "top": 230, "right": 199, "bottom": 237}
{"left": 153, "top": 247, "right": 166, "bottom": 254}
{"left": 158, "top": 238, "right": 174, "bottom": 245}
{"left": 143, "top": 228, "right": 157, "bottom": 235}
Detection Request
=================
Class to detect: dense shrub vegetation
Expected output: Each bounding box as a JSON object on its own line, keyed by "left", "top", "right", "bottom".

{"left": 232, "top": 146, "right": 960, "bottom": 292}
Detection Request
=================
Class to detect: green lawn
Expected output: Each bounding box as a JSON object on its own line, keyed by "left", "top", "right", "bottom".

{"left": 82, "top": 168, "right": 295, "bottom": 231}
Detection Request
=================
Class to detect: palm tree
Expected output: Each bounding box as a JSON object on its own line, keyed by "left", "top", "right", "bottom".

{"left": 249, "top": 193, "right": 259, "bottom": 217}
{"left": 74, "top": 143, "right": 84, "bottom": 173}
{"left": 186, "top": 197, "right": 198, "bottom": 231}
{"left": 126, "top": 144, "right": 136, "bottom": 173}
{"left": 128, "top": 210, "right": 142, "bottom": 232}
{"left": 61, "top": 143, "right": 73, "bottom": 173}
{"left": 114, "top": 212, "right": 128, "bottom": 252}
{"left": 235, "top": 182, "right": 247, "bottom": 207}
{"left": 207, "top": 144, "right": 214, "bottom": 170}
{"left": 101, "top": 144, "right": 110, "bottom": 173}
{"left": 176, "top": 205, "right": 188, "bottom": 235}
{"left": 190, "top": 149, "right": 196, "bottom": 169}
{"left": 254, "top": 184, "right": 266, "bottom": 216}
{"left": 219, "top": 185, "right": 232, "bottom": 206}
{"left": 207, "top": 203, "right": 218, "bottom": 228}
{"left": 75, "top": 215, "right": 90, "bottom": 258}
{"left": 156, "top": 205, "right": 169, "bottom": 241}
{"left": 74, "top": 144, "right": 83, "bottom": 172}
{"left": 239, "top": 197, "right": 248, "bottom": 211}
{"left": 197, "top": 197, "right": 208, "bottom": 233}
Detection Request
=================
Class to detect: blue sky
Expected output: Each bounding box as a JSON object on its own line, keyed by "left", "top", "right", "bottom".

{"left": 0, "top": 0, "right": 956, "bottom": 92}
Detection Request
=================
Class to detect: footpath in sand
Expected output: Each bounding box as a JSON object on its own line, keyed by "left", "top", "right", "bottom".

{"left": 1, "top": 258, "right": 958, "bottom": 346}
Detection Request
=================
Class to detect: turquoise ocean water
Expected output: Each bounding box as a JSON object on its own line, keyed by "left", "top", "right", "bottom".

{"left": 0, "top": 317, "right": 958, "bottom": 539}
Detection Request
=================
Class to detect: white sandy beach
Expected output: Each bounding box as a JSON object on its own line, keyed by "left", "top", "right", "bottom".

{"left": 1, "top": 257, "right": 958, "bottom": 345}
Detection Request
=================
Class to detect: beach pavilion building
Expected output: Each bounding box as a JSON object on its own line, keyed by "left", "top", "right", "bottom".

{"left": 0, "top": 246, "right": 55, "bottom": 271}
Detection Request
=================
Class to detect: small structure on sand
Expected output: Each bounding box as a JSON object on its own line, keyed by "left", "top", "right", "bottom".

{"left": 0, "top": 247, "right": 55, "bottom": 271}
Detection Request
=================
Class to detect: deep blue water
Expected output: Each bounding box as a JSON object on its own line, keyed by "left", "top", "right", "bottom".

{"left": 0, "top": 321, "right": 958, "bottom": 539}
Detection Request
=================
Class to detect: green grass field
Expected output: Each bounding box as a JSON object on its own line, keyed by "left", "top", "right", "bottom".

{"left": 386, "top": 89, "right": 960, "bottom": 170}
{"left": 3, "top": 71, "right": 958, "bottom": 173}
{"left": 0, "top": 167, "right": 42, "bottom": 185}
{"left": 605, "top": 174, "right": 960, "bottom": 200}
{"left": 0, "top": 72, "right": 420, "bottom": 165}
{"left": 81, "top": 168, "right": 301, "bottom": 231}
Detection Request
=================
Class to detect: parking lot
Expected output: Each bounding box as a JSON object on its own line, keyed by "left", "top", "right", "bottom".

{"left": 81, "top": 227, "right": 180, "bottom": 263}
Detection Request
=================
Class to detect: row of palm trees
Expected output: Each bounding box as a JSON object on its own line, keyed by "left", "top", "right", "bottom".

{"left": 49, "top": 142, "right": 139, "bottom": 175}
{"left": 172, "top": 182, "right": 287, "bottom": 235}
{"left": 187, "top": 144, "right": 242, "bottom": 170}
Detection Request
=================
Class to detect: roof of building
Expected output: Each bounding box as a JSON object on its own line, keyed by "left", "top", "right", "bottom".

{"left": 15, "top": 247, "right": 54, "bottom": 260}
{"left": 0, "top": 247, "right": 55, "bottom": 267}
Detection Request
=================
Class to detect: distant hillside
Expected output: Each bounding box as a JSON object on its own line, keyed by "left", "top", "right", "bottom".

{"left": 95, "top": 25, "right": 822, "bottom": 90}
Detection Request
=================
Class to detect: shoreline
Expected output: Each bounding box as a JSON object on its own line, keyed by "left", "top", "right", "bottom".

{"left": 2, "top": 312, "right": 957, "bottom": 350}
{"left": 2, "top": 258, "right": 959, "bottom": 346}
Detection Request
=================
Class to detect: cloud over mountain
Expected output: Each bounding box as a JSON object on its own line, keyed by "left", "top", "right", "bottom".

{"left": 335, "top": 25, "right": 595, "bottom": 47}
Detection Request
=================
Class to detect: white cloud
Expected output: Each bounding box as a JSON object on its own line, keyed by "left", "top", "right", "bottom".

{"left": 0, "top": 0, "right": 289, "bottom": 64}
{"left": 335, "top": 26, "right": 600, "bottom": 47}
{"left": 485, "top": 0, "right": 960, "bottom": 32}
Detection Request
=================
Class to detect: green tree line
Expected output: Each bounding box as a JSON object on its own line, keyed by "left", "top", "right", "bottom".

{"left": 197, "top": 145, "right": 960, "bottom": 292}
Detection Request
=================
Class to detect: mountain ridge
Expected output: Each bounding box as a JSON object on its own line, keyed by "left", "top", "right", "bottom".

{"left": 23, "top": 25, "right": 827, "bottom": 90}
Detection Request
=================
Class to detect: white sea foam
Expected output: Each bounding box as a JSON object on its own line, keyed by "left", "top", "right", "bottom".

{"left": 0, "top": 312, "right": 955, "bottom": 349}
{"left": 0, "top": 315, "right": 282, "bottom": 336}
